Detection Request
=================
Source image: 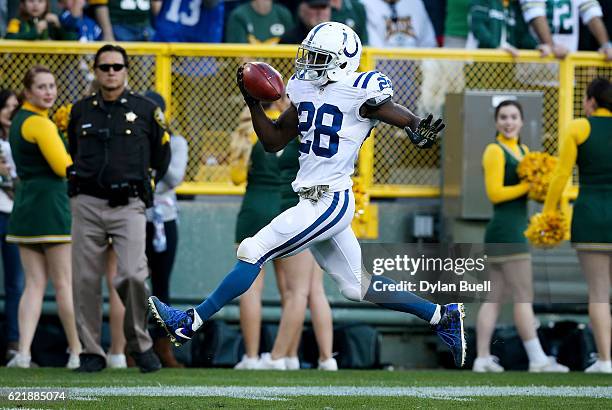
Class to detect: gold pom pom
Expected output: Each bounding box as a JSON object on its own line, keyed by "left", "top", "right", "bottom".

{"left": 352, "top": 176, "right": 368, "bottom": 221}
{"left": 524, "top": 211, "right": 568, "bottom": 248}
{"left": 517, "top": 152, "right": 558, "bottom": 202}
{"left": 52, "top": 104, "right": 72, "bottom": 133}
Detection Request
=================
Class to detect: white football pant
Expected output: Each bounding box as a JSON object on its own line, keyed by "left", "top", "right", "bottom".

{"left": 237, "top": 189, "right": 363, "bottom": 302}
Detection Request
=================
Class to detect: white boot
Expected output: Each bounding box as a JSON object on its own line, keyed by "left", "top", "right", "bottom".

{"left": 107, "top": 353, "right": 128, "bottom": 369}
{"left": 7, "top": 353, "right": 31, "bottom": 368}
{"left": 66, "top": 351, "right": 80, "bottom": 369}
{"left": 318, "top": 357, "right": 338, "bottom": 371}
{"left": 472, "top": 356, "right": 504, "bottom": 373}
{"left": 528, "top": 356, "right": 569, "bottom": 373}
{"left": 284, "top": 356, "right": 300, "bottom": 370}
{"left": 585, "top": 360, "right": 612, "bottom": 374}
{"left": 234, "top": 354, "right": 260, "bottom": 370}
{"left": 258, "top": 353, "right": 287, "bottom": 370}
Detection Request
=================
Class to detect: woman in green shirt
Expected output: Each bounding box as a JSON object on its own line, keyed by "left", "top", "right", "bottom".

{"left": 5, "top": 0, "right": 73, "bottom": 40}
{"left": 6, "top": 66, "right": 81, "bottom": 369}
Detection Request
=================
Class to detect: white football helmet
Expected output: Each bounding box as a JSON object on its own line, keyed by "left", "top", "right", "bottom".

{"left": 295, "top": 22, "right": 362, "bottom": 85}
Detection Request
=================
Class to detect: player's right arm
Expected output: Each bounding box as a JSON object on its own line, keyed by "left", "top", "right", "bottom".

{"left": 248, "top": 103, "right": 299, "bottom": 153}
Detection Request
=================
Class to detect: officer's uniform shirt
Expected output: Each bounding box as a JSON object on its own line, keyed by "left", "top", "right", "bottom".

{"left": 68, "top": 90, "right": 171, "bottom": 188}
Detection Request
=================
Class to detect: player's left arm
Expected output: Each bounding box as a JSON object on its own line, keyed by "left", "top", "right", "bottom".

{"left": 362, "top": 101, "right": 445, "bottom": 149}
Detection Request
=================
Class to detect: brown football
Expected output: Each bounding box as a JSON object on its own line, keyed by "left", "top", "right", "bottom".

{"left": 242, "top": 62, "right": 284, "bottom": 102}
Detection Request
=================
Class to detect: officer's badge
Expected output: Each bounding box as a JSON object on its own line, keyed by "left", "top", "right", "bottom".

{"left": 154, "top": 107, "right": 167, "bottom": 129}
{"left": 125, "top": 112, "right": 137, "bottom": 122}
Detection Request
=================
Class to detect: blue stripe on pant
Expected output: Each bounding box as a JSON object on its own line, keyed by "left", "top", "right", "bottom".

{"left": 274, "top": 189, "right": 350, "bottom": 260}
{"left": 255, "top": 191, "right": 343, "bottom": 267}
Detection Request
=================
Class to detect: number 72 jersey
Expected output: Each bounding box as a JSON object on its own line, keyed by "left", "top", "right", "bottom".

{"left": 286, "top": 71, "right": 393, "bottom": 193}
{"left": 520, "top": 0, "right": 602, "bottom": 52}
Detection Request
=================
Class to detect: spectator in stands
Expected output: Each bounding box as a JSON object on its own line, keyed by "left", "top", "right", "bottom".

{"left": 88, "top": 0, "right": 153, "bottom": 41}
{"left": 87, "top": 0, "right": 114, "bottom": 40}
{"left": 5, "top": 0, "right": 74, "bottom": 39}
{"left": 579, "top": 0, "right": 612, "bottom": 51}
{"left": 444, "top": 0, "right": 470, "bottom": 48}
{"left": 276, "top": 0, "right": 297, "bottom": 15}
{"left": 418, "top": 0, "right": 468, "bottom": 117}
{"left": 468, "top": 0, "right": 538, "bottom": 56}
{"left": 143, "top": 90, "right": 188, "bottom": 368}
{"left": 225, "top": 0, "right": 293, "bottom": 44}
{"left": 152, "top": 0, "right": 224, "bottom": 42}
{"left": 363, "top": 0, "right": 436, "bottom": 48}
{"left": 0, "top": 89, "right": 24, "bottom": 364}
{"left": 5, "top": 66, "right": 81, "bottom": 369}
{"left": 279, "top": 0, "right": 330, "bottom": 44}
{"left": 543, "top": 78, "right": 612, "bottom": 374}
{"left": 230, "top": 100, "right": 336, "bottom": 371}
{"left": 424, "top": 0, "right": 445, "bottom": 46}
{"left": 330, "top": 0, "right": 368, "bottom": 45}
{"left": 520, "top": 0, "right": 612, "bottom": 60}
{"left": 475, "top": 100, "right": 569, "bottom": 373}
{"left": 58, "top": 0, "right": 102, "bottom": 41}
{"left": 1, "top": 0, "right": 8, "bottom": 37}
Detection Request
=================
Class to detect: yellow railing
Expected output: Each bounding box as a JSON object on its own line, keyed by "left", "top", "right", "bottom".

{"left": 0, "top": 42, "right": 608, "bottom": 198}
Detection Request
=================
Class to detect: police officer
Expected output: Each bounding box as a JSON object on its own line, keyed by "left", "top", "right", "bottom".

{"left": 68, "top": 44, "right": 171, "bottom": 372}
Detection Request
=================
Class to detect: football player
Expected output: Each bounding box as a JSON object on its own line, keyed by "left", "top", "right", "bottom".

{"left": 149, "top": 22, "right": 466, "bottom": 367}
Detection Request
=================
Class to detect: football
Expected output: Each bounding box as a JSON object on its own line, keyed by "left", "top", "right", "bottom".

{"left": 242, "top": 62, "right": 284, "bottom": 102}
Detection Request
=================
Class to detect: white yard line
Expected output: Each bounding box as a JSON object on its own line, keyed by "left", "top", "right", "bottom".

{"left": 2, "top": 386, "right": 611, "bottom": 400}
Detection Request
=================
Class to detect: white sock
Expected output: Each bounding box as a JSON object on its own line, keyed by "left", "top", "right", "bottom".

{"left": 523, "top": 338, "right": 548, "bottom": 364}
{"left": 429, "top": 305, "right": 442, "bottom": 325}
{"left": 191, "top": 309, "right": 204, "bottom": 331}
{"left": 597, "top": 360, "right": 612, "bottom": 368}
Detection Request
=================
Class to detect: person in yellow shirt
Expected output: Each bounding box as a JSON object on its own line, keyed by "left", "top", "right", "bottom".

{"left": 475, "top": 100, "right": 568, "bottom": 373}
{"left": 6, "top": 66, "right": 81, "bottom": 369}
{"left": 543, "top": 77, "right": 612, "bottom": 374}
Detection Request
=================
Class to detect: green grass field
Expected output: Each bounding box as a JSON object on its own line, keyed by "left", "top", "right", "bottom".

{"left": 0, "top": 368, "right": 610, "bottom": 409}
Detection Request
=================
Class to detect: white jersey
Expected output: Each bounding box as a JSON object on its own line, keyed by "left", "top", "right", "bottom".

{"left": 363, "top": 0, "right": 437, "bottom": 48}
{"left": 520, "top": 0, "right": 602, "bottom": 51}
{"left": 286, "top": 70, "right": 394, "bottom": 192}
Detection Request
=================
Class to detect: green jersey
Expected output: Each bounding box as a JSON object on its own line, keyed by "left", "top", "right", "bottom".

{"left": 91, "top": 0, "right": 151, "bottom": 27}
{"left": 225, "top": 2, "right": 294, "bottom": 44}
{"left": 445, "top": 0, "right": 470, "bottom": 38}
{"left": 331, "top": 0, "right": 369, "bottom": 45}
{"left": 469, "top": 0, "right": 537, "bottom": 49}
{"left": 520, "top": 0, "right": 602, "bottom": 51}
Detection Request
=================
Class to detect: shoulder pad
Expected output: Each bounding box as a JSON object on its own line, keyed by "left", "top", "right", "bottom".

{"left": 352, "top": 71, "right": 394, "bottom": 108}
{"left": 351, "top": 71, "right": 392, "bottom": 91}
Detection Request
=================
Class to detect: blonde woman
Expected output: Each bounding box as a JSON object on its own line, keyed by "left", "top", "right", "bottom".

{"left": 6, "top": 66, "right": 81, "bottom": 368}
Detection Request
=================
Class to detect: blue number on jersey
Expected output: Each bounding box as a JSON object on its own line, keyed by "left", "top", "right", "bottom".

{"left": 377, "top": 75, "right": 392, "bottom": 91}
{"left": 297, "top": 103, "right": 343, "bottom": 158}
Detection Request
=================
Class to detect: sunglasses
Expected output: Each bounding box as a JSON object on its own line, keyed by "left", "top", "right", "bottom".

{"left": 96, "top": 63, "right": 126, "bottom": 72}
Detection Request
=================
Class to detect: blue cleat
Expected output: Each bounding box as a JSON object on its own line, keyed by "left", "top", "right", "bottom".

{"left": 148, "top": 296, "right": 195, "bottom": 346}
{"left": 434, "top": 303, "right": 466, "bottom": 368}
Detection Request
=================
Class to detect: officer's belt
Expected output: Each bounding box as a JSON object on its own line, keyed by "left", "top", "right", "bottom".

{"left": 76, "top": 181, "right": 141, "bottom": 200}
